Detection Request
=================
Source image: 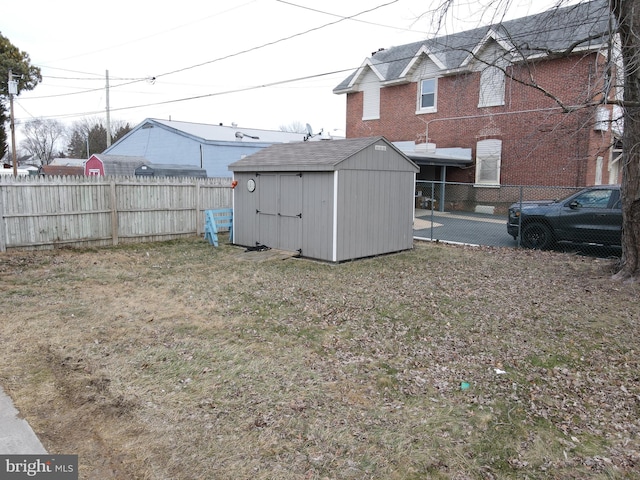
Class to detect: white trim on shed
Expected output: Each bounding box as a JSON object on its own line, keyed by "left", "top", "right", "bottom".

{"left": 229, "top": 136, "right": 419, "bottom": 262}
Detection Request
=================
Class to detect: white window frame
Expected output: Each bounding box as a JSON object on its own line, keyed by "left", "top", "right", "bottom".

{"left": 595, "top": 156, "right": 603, "bottom": 185}
{"left": 416, "top": 77, "right": 438, "bottom": 114}
{"left": 475, "top": 139, "right": 502, "bottom": 186}
{"left": 609, "top": 142, "right": 622, "bottom": 185}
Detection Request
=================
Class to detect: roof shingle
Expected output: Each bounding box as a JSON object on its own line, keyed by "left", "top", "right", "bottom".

{"left": 334, "top": 0, "right": 611, "bottom": 92}
{"left": 229, "top": 136, "right": 417, "bottom": 172}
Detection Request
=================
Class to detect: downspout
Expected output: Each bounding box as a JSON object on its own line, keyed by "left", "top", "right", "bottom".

{"left": 440, "top": 165, "right": 447, "bottom": 212}
{"left": 332, "top": 171, "right": 339, "bottom": 262}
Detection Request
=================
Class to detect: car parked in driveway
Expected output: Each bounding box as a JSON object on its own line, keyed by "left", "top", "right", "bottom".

{"left": 508, "top": 186, "right": 622, "bottom": 249}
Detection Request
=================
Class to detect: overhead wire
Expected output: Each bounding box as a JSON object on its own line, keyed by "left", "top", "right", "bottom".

{"left": 277, "top": 1, "right": 427, "bottom": 34}
{"left": 25, "top": 67, "right": 357, "bottom": 121}
{"left": 16, "top": 0, "right": 401, "bottom": 114}
{"left": 152, "top": 0, "right": 401, "bottom": 80}
{"left": 38, "top": 1, "right": 260, "bottom": 65}
{"left": 14, "top": 0, "right": 610, "bottom": 122}
{"left": 15, "top": 0, "right": 404, "bottom": 120}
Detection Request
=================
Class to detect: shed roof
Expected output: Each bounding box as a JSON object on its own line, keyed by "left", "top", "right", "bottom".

{"left": 91, "top": 154, "right": 149, "bottom": 176}
{"left": 50, "top": 158, "right": 85, "bottom": 167}
{"left": 393, "top": 142, "right": 473, "bottom": 167}
{"left": 334, "top": 0, "right": 611, "bottom": 92}
{"left": 229, "top": 136, "right": 418, "bottom": 172}
{"left": 41, "top": 165, "right": 84, "bottom": 176}
{"left": 135, "top": 164, "right": 207, "bottom": 177}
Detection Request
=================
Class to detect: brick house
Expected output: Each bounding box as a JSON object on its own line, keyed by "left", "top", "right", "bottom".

{"left": 333, "top": 0, "right": 620, "bottom": 189}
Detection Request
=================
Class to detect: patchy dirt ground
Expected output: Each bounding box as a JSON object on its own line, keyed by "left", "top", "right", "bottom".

{"left": 1, "top": 238, "right": 639, "bottom": 479}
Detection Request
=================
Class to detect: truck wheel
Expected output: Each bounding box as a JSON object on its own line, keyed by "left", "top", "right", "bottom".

{"left": 521, "top": 222, "right": 554, "bottom": 249}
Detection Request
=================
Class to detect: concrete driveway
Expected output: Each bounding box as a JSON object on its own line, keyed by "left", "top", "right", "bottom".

{"left": 413, "top": 209, "right": 514, "bottom": 247}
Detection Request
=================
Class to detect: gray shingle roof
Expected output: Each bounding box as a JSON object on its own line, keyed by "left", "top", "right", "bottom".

{"left": 135, "top": 164, "right": 207, "bottom": 177}
{"left": 228, "top": 136, "right": 415, "bottom": 172}
{"left": 334, "top": 0, "right": 611, "bottom": 92}
{"left": 92, "top": 154, "right": 149, "bottom": 176}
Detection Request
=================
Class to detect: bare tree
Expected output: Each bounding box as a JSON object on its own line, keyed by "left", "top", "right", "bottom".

{"left": 20, "top": 118, "right": 66, "bottom": 166}
{"left": 610, "top": 0, "right": 640, "bottom": 282}
{"left": 279, "top": 121, "right": 308, "bottom": 134}
{"left": 428, "top": 0, "right": 639, "bottom": 281}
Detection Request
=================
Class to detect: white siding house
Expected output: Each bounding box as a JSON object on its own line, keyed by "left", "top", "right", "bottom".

{"left": 104, "top": 118, "right": 332, "bottom": 177}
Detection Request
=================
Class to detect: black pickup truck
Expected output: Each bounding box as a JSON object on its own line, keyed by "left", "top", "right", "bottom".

{"left": 507, "top": 186, "right": 622, "bottom": 249}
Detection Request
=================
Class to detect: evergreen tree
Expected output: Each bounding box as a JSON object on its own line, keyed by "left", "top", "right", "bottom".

{"left": 0, "top": 32, "right": 41, "bottom": 160}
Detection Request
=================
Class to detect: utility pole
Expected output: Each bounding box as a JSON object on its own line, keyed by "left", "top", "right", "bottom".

{"left": 8, "top": 70, "right": 18, "bottom": 177}
{"left": 105, "top": 69, "right": 111, "bottom": 148}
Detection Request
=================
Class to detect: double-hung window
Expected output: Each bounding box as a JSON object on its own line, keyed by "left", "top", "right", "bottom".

{"left": 475, "top": 139, "right": 502, "bottom": 186}
{"left": 418, "top": 78, "right": 437, "bottom": 113}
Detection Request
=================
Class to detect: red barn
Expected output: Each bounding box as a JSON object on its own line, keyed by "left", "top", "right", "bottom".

{"left": 84, "top": 155, "right": 105, "bottom": 176}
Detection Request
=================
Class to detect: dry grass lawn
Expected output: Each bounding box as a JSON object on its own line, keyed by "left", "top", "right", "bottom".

{"left": 1, "top": 237, "right": 639, "bottom": 479}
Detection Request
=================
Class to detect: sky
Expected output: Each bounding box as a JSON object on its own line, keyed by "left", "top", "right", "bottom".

{"left": 3, "top": 0, "right": 571, "bottom": 146}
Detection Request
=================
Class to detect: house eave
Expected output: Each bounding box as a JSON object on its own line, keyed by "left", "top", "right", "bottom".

{"left": 394, "top": 142, "right": 472, "bottom": 168}
{"left": 382, "top": 67, "right": 468, "bottom": 87}
{"left": 409, "top": 154, "right": 473, "bottom": 168}
{"left": 519, "top": 42, "right": 609, "bottom": 62}
{"left": 333, "top": 86, "right": 355, "bottom": 95}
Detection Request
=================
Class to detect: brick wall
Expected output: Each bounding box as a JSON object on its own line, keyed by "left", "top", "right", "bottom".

{"left": 343, "top": 53, "right": 615, "bottom": 187}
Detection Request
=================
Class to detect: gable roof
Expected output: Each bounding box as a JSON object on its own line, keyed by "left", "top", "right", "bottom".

{"left": 135, "top": 164, "right": 207, "bottom": 177}
{"left": 105, "top": 118, "right": 325, "bottom": 153}
{"left": 229, "top": 136, "right": 418, "bottom": 172}
{"left": 90, "top": 154, "right": 149, "bottom": 176}
{"left": 334, "top": 0, "right": 611, "bottom": 93}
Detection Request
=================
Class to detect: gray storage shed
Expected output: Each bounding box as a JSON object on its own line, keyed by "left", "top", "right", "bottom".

{"left": 228, "top": 136, "right": 419, "bottom": 262}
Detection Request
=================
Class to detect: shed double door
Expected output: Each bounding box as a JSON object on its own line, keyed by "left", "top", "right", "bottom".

{"left": 256, "top": 173, "right": 302, "bottom": 253}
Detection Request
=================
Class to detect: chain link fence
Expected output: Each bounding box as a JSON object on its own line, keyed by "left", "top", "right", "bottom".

{"left": 414, "top": 181, "right": 621, "bottom": 256}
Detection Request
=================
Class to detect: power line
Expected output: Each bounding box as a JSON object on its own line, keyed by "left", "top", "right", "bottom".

{"left": 12, "top": 1, "right": 611, "bottom": 122}
{"left": 36, "top": 1, "right": 260, "bottom": 66}
{"left": 153, "top": 0, "right": 400, "bottom": 80}
{"left": 17, "top": 0, "right": 401, "bottom": 108}
{"left": 16, "top": 67, "right": 356, "bottom": 121}
{"left": 274, "top": 0, "right": 425, "bottom": 34}
{"left": 42, "top": 75, "right": 144, "bottom": 81}
{"left": 22, "top": 77, "right": 150, "bottom": 100}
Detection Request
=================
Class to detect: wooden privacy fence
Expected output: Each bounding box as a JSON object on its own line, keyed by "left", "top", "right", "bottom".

{"left": 0, "top": 175, "right": 233, "bottom": 252}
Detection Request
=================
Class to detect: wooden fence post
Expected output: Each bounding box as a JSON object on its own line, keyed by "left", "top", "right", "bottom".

{"left": 110, "top": 180, "right": 118, "bottom": 246}
{"left": 195, "top": 180, "right": 201, "bottom": 237}
{"left": 0, "top": 185, "right": 6, "bottom": 252}
{"left": 0, "top": 176, "right": 232, "bottom": 250}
